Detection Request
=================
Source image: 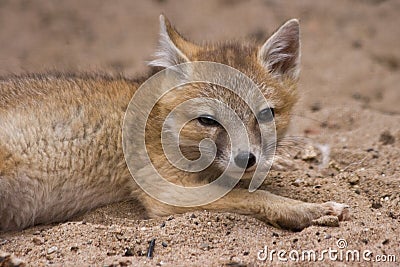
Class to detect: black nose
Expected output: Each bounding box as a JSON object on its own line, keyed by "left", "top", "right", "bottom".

{"left": 234, "top": 152, "right": 256, "bottom": 169}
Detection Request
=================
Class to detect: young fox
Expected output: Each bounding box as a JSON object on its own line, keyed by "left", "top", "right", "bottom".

{"left": 0, "top": 16, "right": 348, "bottom": 231}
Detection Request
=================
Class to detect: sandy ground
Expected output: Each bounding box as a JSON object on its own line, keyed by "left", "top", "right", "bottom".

{"left": 0, "top": 0, "right": 400, "bottom": 266}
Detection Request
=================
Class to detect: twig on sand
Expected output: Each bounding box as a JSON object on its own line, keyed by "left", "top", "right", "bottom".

{"left": 147, "top": 238, "right": 156, "bottom": 258}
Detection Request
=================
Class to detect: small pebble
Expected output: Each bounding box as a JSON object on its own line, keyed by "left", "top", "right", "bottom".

{"left": 227, "top": 215, "right": 235, "bottom": 220}
{"left": 352, "top": 39, "right": 362, "bottom": 49}
{"left": 115, "top": 233, "right": 124, "bottom": 241}
{"left": 107, "top": 251, "right": 116, "bottom": 256}
{"left": 162, "top": 241, "right": 168, "bottom": 247}
{"left": 310, "top": 102, "right": 321, "bottom": 112}
{"left": 123, "top": 247, "right": 134, "bottom": 257}
{"left": 324, "top": 234, "right": 332, "bottom": 239}
{"left": 137, "top": 250, "right": 145, "bottom": 256}
{"left": 379, "top": 130, "right": 395, "bottom": 145}
{"left": 32, "top": 237, "right": 44, "bottom": 245}
{"left": 200, "top": 243, "right": 210, "bottom": 250}
{"left": 348, "top": 175, "right": 360, "bottom": 185}
{"left": 371, "top": 201, "right": 382, "bottom": 209}
{"left": 300, "top": 145, "right": 318, "bottom": 160}
{"left": 292, "top": 179, "right": 303, "bottom": 187}
{"left": 47, "top": 246, "right": 58, "bottom": 254}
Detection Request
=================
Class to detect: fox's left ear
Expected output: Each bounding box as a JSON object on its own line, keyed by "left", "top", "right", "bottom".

{"left": 258, "top": 19, "right": 301, "bottom": 80}
{"left": 149, "top": 15, "right": 200, "bottom": 68}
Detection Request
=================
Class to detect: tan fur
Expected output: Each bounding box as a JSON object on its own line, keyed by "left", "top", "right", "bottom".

{"left": 0, "top": 17, "right": 348, "bottom": 231}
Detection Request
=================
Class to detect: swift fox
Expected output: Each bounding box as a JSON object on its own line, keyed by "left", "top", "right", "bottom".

{"left": 0, "top": 16, "right": 348, "bottom": 231}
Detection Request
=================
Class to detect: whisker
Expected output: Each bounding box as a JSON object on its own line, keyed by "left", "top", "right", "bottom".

{"left": 288, "top": 113, "right": 325, "bottom": 125}
{"left": 262, "top": 135, "right": 315, "bottom": 160}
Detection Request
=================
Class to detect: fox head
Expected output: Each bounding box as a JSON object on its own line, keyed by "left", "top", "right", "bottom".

{"left": 145, "top": 15, "right": 299, "bottom": 184}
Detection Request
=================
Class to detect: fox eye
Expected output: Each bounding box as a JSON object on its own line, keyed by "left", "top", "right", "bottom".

{"left": 257, "top": 108, "right": 275, "bottom": 122}
{"left": 197, "top": 115, "right": 220, "bottom": 127}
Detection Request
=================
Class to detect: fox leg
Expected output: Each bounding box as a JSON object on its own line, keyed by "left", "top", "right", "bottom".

{"left": 139, "top": 189, "right": 349, "bottom": 231}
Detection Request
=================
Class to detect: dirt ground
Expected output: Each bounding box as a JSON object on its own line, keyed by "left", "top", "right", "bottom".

{"left": 1, "top": 0, "right": 400, "bottom": 266}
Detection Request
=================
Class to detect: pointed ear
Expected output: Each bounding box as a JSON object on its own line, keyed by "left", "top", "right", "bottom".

{"left": 258, "top": 19, "right": 301, "bottom": 80}
{"left": 149, "top": 15, "right": 200, "bottom": 68}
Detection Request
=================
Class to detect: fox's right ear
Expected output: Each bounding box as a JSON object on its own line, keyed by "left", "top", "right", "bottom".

{"left": 149, "top": 15, "right": 200, "bottom": 68}
{"left": 258, "top": 19, "right": 301, "bottom": 80}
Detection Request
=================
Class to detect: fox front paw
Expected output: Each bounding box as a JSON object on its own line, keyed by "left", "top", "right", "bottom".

{"left": 270, "top": 201, "right": 350, "bottom": 231}
{"left": 320, "top": 201, "right": 350, "bottom": 221}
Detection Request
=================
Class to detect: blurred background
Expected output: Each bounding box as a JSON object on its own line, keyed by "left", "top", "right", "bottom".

{"left": 0, "top": 0, "right": 399, "bottom": 113}
{"left": 1, "top": 3, "right": 400, "bottom": 264}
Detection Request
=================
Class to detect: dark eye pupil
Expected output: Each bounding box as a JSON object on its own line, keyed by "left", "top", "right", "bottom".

{"left": 198, "top": 116, "right": 219, "bottom": 126}
{"left": 258, "top": 108, "right": 275, "bottom": 122}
